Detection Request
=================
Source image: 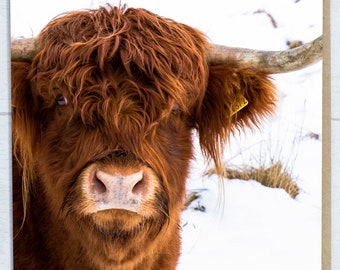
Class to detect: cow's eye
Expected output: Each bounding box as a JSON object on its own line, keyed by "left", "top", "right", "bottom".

{"left": 172, "top": 102, "right": 179, "bottom": 112}
{"left": 56, "top": 95, "right": 68, "bottom": 106}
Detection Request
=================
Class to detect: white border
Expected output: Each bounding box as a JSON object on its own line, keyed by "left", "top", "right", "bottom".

{"left": 331, "top": 0, "right": 340, "bottom": 269}
{"left": 0, "top": 0, "right": 12, "bottom": 269}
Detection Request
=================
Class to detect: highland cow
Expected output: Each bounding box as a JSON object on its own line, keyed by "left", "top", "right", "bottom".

{"left": 11, "top": 5, "right": 322, "bottom": 270}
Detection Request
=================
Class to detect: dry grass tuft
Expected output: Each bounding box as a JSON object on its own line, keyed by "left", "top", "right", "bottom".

{"left": 206, "top": 161, "right": 299, "bottom": 198}
{"left": 183, "top": 192, "right": 201, "bottom": 209}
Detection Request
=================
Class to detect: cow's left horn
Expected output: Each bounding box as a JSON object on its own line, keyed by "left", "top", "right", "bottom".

{"left": 206, "top": 35, "right": 323, "bottom": 74}
{"left": 11, "top": 38, "right": 37, "bottom": 62}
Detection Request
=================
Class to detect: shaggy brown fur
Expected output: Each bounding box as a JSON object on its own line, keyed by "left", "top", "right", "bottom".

{"left": 12, "top": 5, "right": 277, "bottom": 270}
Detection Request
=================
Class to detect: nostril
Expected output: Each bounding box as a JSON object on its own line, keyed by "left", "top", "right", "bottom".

{"left": 132, "top": 177, "right": 145, "bottom": 195}
{"left": 91, "top": 173, "right": 107, "bottom": 195}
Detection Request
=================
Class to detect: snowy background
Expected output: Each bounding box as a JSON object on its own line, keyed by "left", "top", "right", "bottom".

{"left": 11, "top": 0, "right": 322, "bottom": 269}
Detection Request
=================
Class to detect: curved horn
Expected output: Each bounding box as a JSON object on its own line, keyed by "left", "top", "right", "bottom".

{"left": 206, "top": 35, "right": 323, "bottom": 73}
{"left": 11, "top": 38, "right": 37, "bottom": 62}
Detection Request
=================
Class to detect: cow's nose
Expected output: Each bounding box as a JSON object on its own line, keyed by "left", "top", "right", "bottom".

{"left": 89, "top": 170, "right": 147, "bottom": 213}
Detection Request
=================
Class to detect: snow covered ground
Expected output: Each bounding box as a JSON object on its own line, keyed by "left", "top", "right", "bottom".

{"left": 11, "top": 0, "right": 322, "bottom": 269}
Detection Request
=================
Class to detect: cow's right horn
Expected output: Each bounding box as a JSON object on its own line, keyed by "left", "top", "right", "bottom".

{"left": 11, "top": 38, "right": 37, "bottom": 62}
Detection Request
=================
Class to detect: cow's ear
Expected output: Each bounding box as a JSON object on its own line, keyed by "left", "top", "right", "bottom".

{"left": 12, "top": 61, "right": 39, "bottom": 175}
{"left": 196, "top": 64, "right": 277, "bottom": 173}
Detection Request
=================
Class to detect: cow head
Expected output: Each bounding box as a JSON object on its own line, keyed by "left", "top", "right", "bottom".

{"left": 11, "top": 5, "right": 322, "bottom": 268}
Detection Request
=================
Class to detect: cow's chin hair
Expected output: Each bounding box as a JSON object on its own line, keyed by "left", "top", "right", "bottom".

{"left": 85, "top": 208, "right": 167, "bottom": 240}
{"left": 89, "top": 211, "right": 153, "bottom": 238}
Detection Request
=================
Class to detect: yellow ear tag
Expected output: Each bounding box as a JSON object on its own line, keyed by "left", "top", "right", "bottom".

{"left": 231, "top": 95, "right": 248, "bottom": 116}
